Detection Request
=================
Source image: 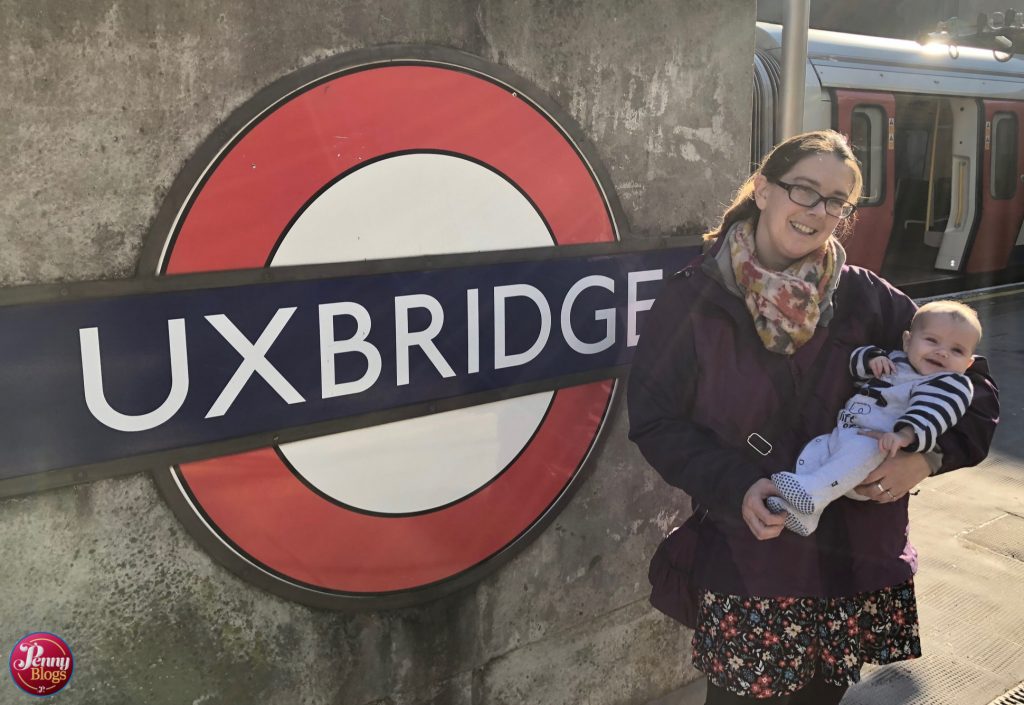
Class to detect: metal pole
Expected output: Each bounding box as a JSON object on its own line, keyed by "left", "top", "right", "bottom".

{"left": 780, "top": 0, "right": 811, "bottom": 139}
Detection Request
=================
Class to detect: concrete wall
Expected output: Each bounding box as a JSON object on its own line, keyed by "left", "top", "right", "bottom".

{"left": 0, "top": 2, "right": 753, "bottom": 703}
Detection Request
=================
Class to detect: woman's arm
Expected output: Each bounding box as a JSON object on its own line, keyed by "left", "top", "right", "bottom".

{"left": 627, "top": 276, "right": 766, "bottom": 517}
{"left": 934, "top": 356, "right": 999, "bottom": 472}
{"left": 853, "top": 270, "right": 1000, "bottom": 495}
{"left": 856, "top": 359, "right": 997, "bottom": 501}
{"left": 872, "top": 271, "right": 1000, "bottom": 471}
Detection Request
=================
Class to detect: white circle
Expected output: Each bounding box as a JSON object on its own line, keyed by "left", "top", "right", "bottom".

{"left": 273, "top": 153, "right": 554, "bottom": 514}
{"left": 281, "top": 394, "right": 551, "bottom": 514}
{"left": 272, "top": 152, "right": 553, "bottom": 264}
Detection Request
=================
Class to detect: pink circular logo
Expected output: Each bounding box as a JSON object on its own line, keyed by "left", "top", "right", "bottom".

{"left": 8, "top": 633, "right": 73, "bottom": 696}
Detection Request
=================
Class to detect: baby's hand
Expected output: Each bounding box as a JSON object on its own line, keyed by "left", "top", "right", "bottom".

{"left": 868, "top": 355, "right": 896, "bottom": 378}
{"left": 877, "top": 428, "right": 915, "bottom": 458}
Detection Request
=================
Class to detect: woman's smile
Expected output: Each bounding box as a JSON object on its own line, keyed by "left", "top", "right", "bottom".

{"left": 752, "top": 154, "right": 856, "bottom": 270}
{"left": 789, "top": 220, "right": 818, "bottom": 236}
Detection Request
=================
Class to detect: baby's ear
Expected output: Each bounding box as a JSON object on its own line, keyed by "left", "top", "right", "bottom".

{"left": 966, "top": 356, "right": 975, "bottom": 369}
{"left": 902, "top": 330, "right": 911, "bottom": 349}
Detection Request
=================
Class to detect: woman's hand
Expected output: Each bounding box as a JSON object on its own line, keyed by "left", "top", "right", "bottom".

{"left": 741, "top": 478, "right": 787, "bottom": 540}
{"left": 853, "top": 447, "right": 931, "bottom": 502}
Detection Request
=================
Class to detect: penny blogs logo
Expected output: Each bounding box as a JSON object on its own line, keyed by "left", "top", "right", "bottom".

{"left": 8, "top": 633, "right": 73, "bottom": 696}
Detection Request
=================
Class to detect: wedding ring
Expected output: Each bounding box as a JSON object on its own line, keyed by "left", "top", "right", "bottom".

{"left": 885, "top": 489, "right": 896, "bottom": 501}
{"left": 875, "top": 482, "right": 886, "bottom": 494}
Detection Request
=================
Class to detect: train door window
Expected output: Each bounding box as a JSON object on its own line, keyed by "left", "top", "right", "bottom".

{"left": 991, "top": 112, "right": 1018, "bottom": 200}
{"left": 851, "top": 106, "right": 885, "bottom": 204}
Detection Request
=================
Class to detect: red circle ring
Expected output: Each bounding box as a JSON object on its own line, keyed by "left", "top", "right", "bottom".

{"left": 150, "top": 52, "right": 620, "bottom": 608}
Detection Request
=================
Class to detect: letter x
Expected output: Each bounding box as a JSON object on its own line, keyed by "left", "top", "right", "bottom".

{"left": 205, "top": 308, "right": 305, "bottom": 418}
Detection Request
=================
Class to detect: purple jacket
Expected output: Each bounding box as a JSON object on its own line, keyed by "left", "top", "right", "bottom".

{"left": 628, "top": 247, "right": 999, "bottom": 599}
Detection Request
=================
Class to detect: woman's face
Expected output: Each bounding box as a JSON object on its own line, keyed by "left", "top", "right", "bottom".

{"left": 751, "top": 153, "right": 857, "bottom": 271}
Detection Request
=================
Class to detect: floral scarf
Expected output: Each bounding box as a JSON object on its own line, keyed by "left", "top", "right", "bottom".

{"left": 729, "top": 220, "right": 837, "bottom": 355}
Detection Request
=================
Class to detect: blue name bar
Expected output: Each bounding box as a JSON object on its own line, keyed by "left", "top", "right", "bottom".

{"left": 0, "top": 244, "right": 697, "bottom": 484}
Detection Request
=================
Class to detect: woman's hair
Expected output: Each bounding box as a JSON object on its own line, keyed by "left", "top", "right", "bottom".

{"left": 703, "top": 130, "right": 864, "bottom": 243}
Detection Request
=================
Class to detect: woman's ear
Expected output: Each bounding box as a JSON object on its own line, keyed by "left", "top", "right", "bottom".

{"left": 752, "top": 174, "right": 769, "bottom": 210}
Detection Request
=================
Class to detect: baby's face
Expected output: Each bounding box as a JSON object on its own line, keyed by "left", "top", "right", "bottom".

{"left": 902, "top": 314, "right": 978, "bottom": 375}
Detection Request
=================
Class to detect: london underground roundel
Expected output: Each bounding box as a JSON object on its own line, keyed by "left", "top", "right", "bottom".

{"left": 146, "top": 48, "right": 621, "bottom": 608}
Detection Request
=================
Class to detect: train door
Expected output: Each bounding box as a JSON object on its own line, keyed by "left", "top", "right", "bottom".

{"left": 965, "top": 100, "right": 1024, "bottom": 273}
{"left": 833, "top": 91, "right": 895, "bottom": 272}
{"left": 881, "top": 96, "right": 979, "bottom": 284}
{"left": 934, "top": 98, "right": 981, "bottom": 273}
{"left": 1011, "top": 214, "right": 1024, "bottom": 266}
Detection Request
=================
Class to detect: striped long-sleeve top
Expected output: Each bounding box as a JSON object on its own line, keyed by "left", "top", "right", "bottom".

{"left": 847, "top": 345, "right": 974, "bottom": 453}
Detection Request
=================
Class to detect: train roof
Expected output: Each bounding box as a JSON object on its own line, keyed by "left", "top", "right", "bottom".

{"left": 757, "top": 22, "right": 1024, "bottom": 100}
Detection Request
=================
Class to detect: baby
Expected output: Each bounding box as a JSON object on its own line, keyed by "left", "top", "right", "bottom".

{"left": 767, "top": 300, "right": 981, "bottom": 536}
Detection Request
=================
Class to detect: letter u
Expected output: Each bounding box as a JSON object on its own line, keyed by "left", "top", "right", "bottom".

{"left": 79, "top": 319, "right": 189, "bottom": 432}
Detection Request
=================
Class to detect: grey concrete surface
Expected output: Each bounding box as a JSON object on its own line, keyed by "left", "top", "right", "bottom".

{"left": 646, "top": 287, "right": 1024, "bottom": 705}
{"left": 0, "top": 1, "right": 751, "bottom": 704}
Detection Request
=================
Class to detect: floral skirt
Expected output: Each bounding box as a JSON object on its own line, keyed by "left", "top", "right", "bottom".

{"left": 691, "top": 580, "right": 921, "bottom": 699}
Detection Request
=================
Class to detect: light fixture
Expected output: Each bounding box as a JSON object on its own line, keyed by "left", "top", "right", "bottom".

{"left": 917, "top": 10, "right": 1023, "bottom": 61}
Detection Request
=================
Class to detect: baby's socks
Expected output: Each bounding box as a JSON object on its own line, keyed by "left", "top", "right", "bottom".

{"left": 768, "top": 432, "right": 884, "bottom": 536}
{"left": 770, "top": 445, "right": 883, "bottom": 515}
{"left": 769, "top": 470, "right": 822, "bottom": 514}
{"left": 765, "top": 495, "right": 818, "bottom": 536}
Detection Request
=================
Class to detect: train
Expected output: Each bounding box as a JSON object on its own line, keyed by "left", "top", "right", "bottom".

{"left": 754, "top": 22, "right": 1024, "bottom": 296}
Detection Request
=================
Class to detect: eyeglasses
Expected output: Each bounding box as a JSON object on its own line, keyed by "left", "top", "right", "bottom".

{"left": 771, "top": 180, "right": 857, "bottom": 219}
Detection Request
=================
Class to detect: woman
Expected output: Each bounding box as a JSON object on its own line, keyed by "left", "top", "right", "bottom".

{"left": 628, "top": 130, "right": 998, "bottom": 704}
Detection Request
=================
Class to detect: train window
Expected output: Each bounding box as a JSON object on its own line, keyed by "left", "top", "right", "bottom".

{"left": 851, "top": 106, "right": 884, "bottom": 205}
{"left": 991, "top": 112, "right": 1018, "bottom": 200}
